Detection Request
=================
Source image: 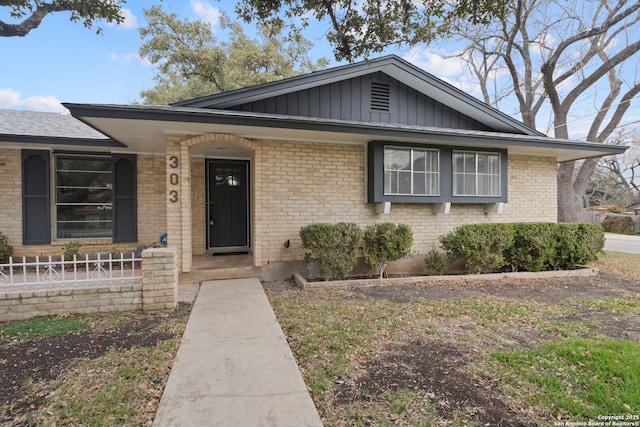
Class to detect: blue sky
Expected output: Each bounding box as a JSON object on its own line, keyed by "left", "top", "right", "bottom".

{"left": 2, "top": 0, "right": 638, "bottom": 144}
{"left": 0, "top": 0, "right": 474, "bottom": 114}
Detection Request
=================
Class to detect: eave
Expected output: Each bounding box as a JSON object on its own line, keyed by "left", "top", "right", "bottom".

{"left": 62, "top": 103, "right": 627, "bottom": 162}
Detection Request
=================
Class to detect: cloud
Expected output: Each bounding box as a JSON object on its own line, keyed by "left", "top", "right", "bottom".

{"left": 404, "top": 47, "right": 467, "bottom": 77}
{"left": 190, "top": 0, "right": 221, "bottom": 26}
{"left": 403, "top": 47, "right": 483, "bottom": 98}
{"left": 109, "top": 53, "right": 152, "bottom": 67}
{"left": 107, "top": 8, "right": 138, "bottom": 29}
{"left": 0, "top": 88, "right": 67, "bottom": 113}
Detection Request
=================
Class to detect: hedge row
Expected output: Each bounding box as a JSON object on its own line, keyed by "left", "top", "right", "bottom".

{"left": 440, "top": 222, "right": 604, "bottom": 274}
{"left": 300, "top": 222, "right": 413, "bottom": 280}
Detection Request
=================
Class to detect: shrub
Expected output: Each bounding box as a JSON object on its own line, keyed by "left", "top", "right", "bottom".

{"left": 300, "top": 223, "right": 362, "bottom": 280}
{"left": 62, "top": 241, "right": 82, "bottom": 260}
{"left": 508, "top": 223, "right": 556, "bottom": 272}
{"left": 362, "top": 223, "right": 413, "bottom": 278}
{"left": 0, "top": 231, "right": 13, "bottom": 264}
{"left": 439, "top": 222, "right": 604, "bottom": 273}
{"left": 440, "top": 224, "right": 514, "bottom": 274}
{"left": 601, "top": 215, "right": 635, "bottom": 235}
{"left": 424, "top": 248, "right": 447, "bottom": 276}
{"left": 549, "top": 223, "right": 604, "bottom": 270}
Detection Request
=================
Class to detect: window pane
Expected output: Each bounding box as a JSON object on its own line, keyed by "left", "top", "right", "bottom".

{"left": 398, "top": 171, "right": 411, "bottom": 194}
{"left": 384, "top": 171, "right": 396, "bottom": 194}
{"left": 413, "top": 172, "right": 426, "bottom": 194}
{"left": 477, "top": 154, "right": 489, "bottom": 174}
{"left": 453, "top": 153, "right": 464, "bottom": 173}
{"left": 464, "top": 153, "right": 476, "bottom": 172}
{"left": 385, "top": 148, "right": 411, "bottom": 171}
{"left": 56, "top": 187, "right": 113, "bottom": 204}
{"left": 453, "top": 173, "right": 464, "bottom": 195}
{"left": 57, "top": 221, "right": 113, "bottom": 239}
{"left": 413, "top": 151, "right": 426, "bottom": 172}
{"left": 488, "top": 154, "right": 500, "bottom": 174}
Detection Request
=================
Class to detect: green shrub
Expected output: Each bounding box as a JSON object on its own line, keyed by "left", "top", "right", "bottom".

{"left": 424, "top": 248, "right": 447, "bottom": 276}
{"left": 362, "top": 223, "right": 413, "bottom": 278}
{"left": 439, "top": 223, "right": 604, "bottom": 273}
{"left": 601, "top": 215, "right": 635, "bottom": 235}
{"left": 440, "top": 224, "right": 514, "bottom": 274}
{"left": 509, "top": 223, "right": 556, "bottom": 272}
{"left": 0, "top": 231, "right": 13, "bottom": 263}
{"left": 549, "top": 223, "right": 604, "bottom": 270}
{"left": 300, "top": 223, "right": 362, "bottom": 280}
{"left": 62, "top": 240, "right": 82, "bottom": 260}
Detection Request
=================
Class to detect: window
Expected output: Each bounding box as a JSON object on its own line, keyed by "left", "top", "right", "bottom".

{"left": 55, "top": 155, "right": 113, "bottom": 239}
{"left": 452, "top": 151, "right": 501, "bottom": 196}
{"left": 384, "top": 147, "right": 439, "bottom": 195}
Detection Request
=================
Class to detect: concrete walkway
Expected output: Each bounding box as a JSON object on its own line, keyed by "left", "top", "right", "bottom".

{"left": 153, "top": 278, "right": 323, "bottom": 427}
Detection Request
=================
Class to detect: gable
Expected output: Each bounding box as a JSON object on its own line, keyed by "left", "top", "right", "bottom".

{"left": 225, "top": 72, "right": 494, "bottom": 132}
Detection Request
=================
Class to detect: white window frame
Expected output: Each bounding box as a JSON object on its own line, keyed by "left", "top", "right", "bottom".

{"left": 383, "top": 146, "right": 440, "bottom": 196}
{"left": 452, "top": 150, "right": 501, "bottom": 197}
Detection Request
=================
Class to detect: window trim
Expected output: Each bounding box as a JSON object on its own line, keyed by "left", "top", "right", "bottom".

{"left": 368, "top": 141, "right": 507, "bottom": 204}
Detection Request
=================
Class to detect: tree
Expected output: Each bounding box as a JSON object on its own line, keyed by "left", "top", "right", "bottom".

{"left": 232, "top": 0, "right": 513, "bottom": 61}
{"left": 587, "top": 133, "right": 640, "bottom": 208}
{"left": 139, "top": 6, "right": 328, "bottom": 104}
{"left": 433, "top": 0, "right": 640, "bottom": 221}
{"left": 0, "top": 0, "right": 126, "bottom": 37}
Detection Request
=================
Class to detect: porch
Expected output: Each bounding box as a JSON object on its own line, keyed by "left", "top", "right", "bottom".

{"left": 179, "top": 253, "right": 260, "bottom": 285}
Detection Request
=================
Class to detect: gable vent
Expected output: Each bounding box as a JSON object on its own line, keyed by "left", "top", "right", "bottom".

{"left": 370, "top": 82, "right": 390, "bottom": 112}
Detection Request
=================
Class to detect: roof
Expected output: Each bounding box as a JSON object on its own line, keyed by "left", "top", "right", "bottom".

{"left": 173, "top": 55, "right": 545, "bottom": 137}
{"left": 62, "top": 103, "right": 627, "bottom": 162}
{"left": 0, "top": 109, "right": 123, "bottom": 149}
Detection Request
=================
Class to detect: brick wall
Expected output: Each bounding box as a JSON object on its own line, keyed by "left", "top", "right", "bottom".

{"left": 253, "top": 142, "right": 558, "bottom": 266}
{"left": 0, "top": 149, "right": 167, "bottom": 258}
{"left": 0, "top": 248, "right": 177, "bottom": 322}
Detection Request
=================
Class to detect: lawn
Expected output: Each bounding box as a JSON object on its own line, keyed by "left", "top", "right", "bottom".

{"left": 266, "top": 251, "right": 640, "bottom": 426}
{"left": 0, "top": 305, "right": 191, "bottom": 426}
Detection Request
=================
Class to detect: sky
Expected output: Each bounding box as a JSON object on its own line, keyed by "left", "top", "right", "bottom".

{"left": 1, "top": 0, "right": 639, "bottom": 143}
{"left": 0, "top": 0, "right": 474, "bottom": 115}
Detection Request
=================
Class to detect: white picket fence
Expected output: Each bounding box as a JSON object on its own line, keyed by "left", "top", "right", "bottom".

{"left": 0, "top": 253, "right": 142, "bottom": 290}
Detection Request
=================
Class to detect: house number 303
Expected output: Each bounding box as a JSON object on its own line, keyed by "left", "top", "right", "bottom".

{"left": 168, "top": 155, "right": 179, "bottom": 203}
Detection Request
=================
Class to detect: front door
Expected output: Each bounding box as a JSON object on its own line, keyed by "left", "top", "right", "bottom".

{"left": 206, "top": 160, "right": 250, "bottom": 252}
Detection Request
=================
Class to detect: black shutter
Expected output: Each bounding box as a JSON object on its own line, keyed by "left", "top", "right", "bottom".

{"left": 112, "top": 154, "right": 137, "bottom": 243}
{"left": 22, "top": 150, "right": 51, "bottom": 245}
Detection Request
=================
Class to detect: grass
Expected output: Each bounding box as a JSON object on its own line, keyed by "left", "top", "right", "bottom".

{"left": 34, "top": 339, "right": 181, "bottom": 426}
{"left": 0, "top": 314, "right": 89, "bottom": 343}
{"left": 268, "top": 251, "right": 640, "bottom": 426}
{"left": 1, "top": 308, "right": 189, "bottom": 427}
{"left": 490, "top": 337, "right": 640, "bottom": 419}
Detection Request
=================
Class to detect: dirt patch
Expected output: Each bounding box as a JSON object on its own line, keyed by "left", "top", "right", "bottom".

{"left": 348, "top": 272, "right": 639, "bottom": 304}
{"left": 0, "top": 305, "right": 191, "bottom": 424}
{"left": 335, "top": 339, "right": 537, "bottom": 426}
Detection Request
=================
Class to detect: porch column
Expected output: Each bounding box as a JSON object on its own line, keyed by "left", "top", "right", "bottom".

{"left": 179, "top": 143, "right": 192, "bottom": 272}
{"left": 165, "top": 137, "right": 193, "bottom": 273}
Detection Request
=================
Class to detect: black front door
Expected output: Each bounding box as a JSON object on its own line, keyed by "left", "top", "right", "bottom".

{"left": 207, "top": 160, "right": 250, "bottom": 251}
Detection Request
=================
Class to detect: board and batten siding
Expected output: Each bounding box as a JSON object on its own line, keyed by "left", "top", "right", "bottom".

{"left": 229, "top": 72, "right": 493, "bottom": 131}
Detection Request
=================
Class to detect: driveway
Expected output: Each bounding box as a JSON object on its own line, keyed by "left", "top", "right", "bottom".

{"left": 605, "top": 233, "right": 640, "bottom": 254}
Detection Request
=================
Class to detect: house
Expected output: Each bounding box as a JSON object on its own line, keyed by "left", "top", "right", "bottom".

{"left": 0, "top": 55, "right": 626, "bottom": 279}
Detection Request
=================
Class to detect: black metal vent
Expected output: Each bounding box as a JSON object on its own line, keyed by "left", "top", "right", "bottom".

{"left": 371, "top": 82, "right": 390, "bottom": 112}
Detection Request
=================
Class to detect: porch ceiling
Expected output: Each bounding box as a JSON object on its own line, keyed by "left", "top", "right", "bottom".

{"left": 63, "top": 103, "right": 627, "bottom": 162}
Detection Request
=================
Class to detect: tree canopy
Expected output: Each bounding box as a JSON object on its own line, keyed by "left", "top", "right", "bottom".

{"left": 232, "top": 0, "right": 513, "bottom": 61}
{"left": 0, "top": 0, "right": 126, "bottom": 37}
{"left": 138, "top": 6, "right": 328, "bottom": 105}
